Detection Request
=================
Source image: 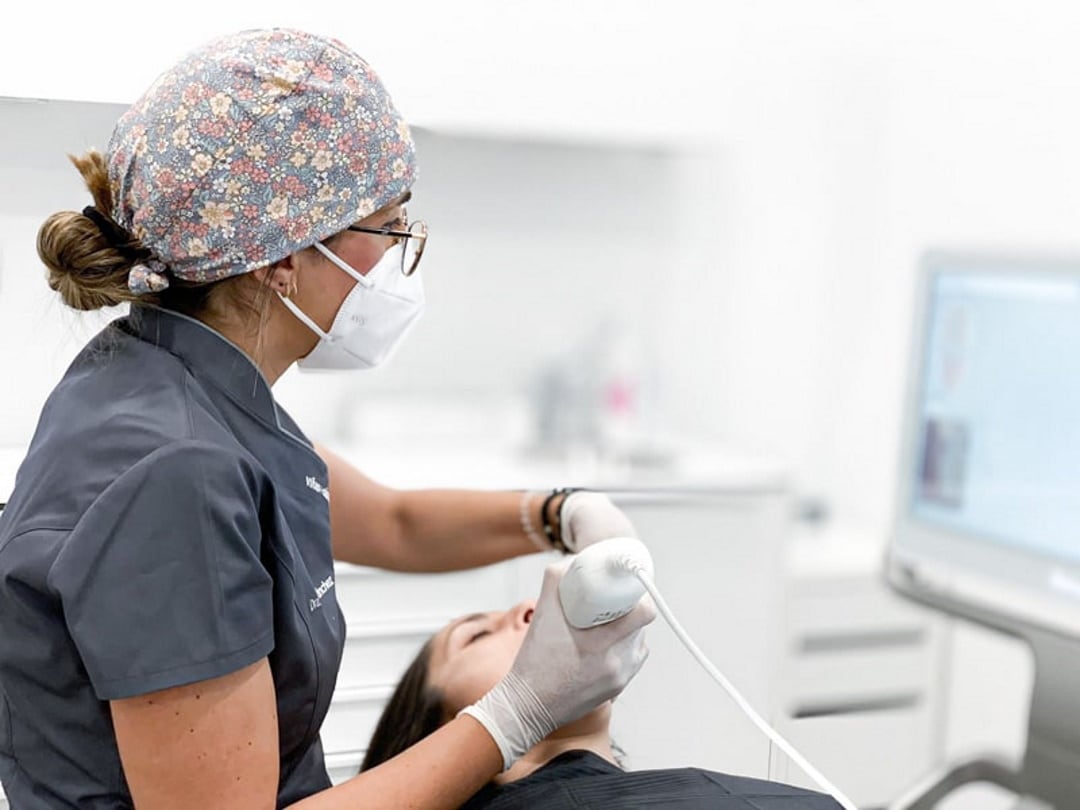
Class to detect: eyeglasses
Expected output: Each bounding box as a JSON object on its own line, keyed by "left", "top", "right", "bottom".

{"left": 347, "top": 214, "right": 428, "bottom": 277}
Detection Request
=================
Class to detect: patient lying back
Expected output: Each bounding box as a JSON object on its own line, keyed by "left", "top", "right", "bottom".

{"left": 361, "top": 600, "right": 841, "bottom": 809}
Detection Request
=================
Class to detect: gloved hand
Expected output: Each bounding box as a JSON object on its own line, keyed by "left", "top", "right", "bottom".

{"left": 459, "top": 558, "right": 656, "bottom": 770}
{"left": 559, "top": 491, "right": 637, "bottom": 553}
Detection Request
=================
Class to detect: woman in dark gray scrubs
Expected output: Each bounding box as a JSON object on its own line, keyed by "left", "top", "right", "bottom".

{"left": 0, "top": 29, "right": 654, "bottom": 809}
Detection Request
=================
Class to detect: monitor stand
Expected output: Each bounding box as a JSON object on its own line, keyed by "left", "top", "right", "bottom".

{"left": 888, "top": 591, "right": 1080, "bottom": 809}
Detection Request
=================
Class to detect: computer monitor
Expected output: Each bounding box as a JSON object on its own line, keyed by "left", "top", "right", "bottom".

{"left": 886, "top": 251, "right": 1080, "bottom": 807}
{"left": 887, "top": 252, "right": 1080, "bottom": 636}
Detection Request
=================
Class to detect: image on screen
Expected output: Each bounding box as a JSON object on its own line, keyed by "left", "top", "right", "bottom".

{"left": 911, "top": 271, "right": 1080, "bottom": 564}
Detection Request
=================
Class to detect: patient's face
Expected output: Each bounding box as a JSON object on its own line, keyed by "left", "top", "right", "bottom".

{"left": 427, "top": 600, "right": 536, "bottom": 715}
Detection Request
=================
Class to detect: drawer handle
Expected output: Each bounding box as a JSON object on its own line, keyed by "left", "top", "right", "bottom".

{"left": 330, "top": 685, "right": 393, "bottom": 707}
{"left": 798, "top": 628, "right": 925, "bottom": 654}
{"left": 345, "top": 619, "right": 446, "bottom": 640}
{"left": 791, "top": 692, "right": 921, "bottom": 719}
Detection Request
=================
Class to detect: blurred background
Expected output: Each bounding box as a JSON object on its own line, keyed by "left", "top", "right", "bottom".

{"left": 4, "top": 2, "right": 1080, "bottom": 807}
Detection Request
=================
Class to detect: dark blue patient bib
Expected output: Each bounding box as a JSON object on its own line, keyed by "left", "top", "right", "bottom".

{"left": 0, "top": 306, "right": 345, "bottom": 808}
{"left": 461, "top": 750, "right": 843, "bottom": 809}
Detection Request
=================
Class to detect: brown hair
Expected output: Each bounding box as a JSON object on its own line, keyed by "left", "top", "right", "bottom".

{"left": 37, "top": 149, "right": 272, "bottom": 333}
{"left": 360, "top": 639, "right": 446, "bottom": 772}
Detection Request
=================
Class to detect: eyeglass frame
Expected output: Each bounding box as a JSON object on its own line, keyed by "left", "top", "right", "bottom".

{"left": 346, "top": 218, "right": 428, "bottom": 277}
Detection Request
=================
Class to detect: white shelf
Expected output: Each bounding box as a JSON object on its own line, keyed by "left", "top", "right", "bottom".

{"left": 330, "top": 440, "right": 788, "bottom": 494}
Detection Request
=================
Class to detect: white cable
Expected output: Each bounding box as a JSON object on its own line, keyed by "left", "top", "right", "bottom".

{"left": 631, "top": 566, "right": 859, "bottom": 810}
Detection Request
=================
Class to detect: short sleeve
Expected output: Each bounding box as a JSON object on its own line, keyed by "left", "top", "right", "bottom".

{"left": 48, "top": 440, "right": 275, "bottom": 700}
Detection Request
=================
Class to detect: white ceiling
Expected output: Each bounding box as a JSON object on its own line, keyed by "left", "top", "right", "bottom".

{"left": 0, "top": 0, "right": 888, "bottom": 146}
{"left": 4, "top": 0, "right": 1080, "bottom": 148}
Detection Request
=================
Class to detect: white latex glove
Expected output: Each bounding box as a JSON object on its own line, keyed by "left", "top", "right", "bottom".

{"left": 560, "top": 491, "right": 637, "bottom": 553}
{"left": 459, "top": 558, "right": 656, "bottom": 770}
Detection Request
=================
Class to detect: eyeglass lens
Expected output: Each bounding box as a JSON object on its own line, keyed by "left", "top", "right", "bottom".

{"left": 403, "top": 220, "right": 427, "bottom": 276}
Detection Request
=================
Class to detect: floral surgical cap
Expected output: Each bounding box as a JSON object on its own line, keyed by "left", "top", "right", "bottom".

{"left": 107, "top": 28, "right": 417, "bottom": 294}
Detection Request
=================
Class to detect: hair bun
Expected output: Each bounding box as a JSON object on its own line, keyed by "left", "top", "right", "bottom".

{"left": 38, "top": 209, "right": 137, "bottom": 311}
{"left": 38, "top": 150, "right": 153, "bottom": 312}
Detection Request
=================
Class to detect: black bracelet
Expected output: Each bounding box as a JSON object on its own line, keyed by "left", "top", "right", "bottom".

{"left": 540, "top": 489, "right": 567, "bottom": 553}
{"left": 541, "top": 487, "right": 587, "bottom": 553}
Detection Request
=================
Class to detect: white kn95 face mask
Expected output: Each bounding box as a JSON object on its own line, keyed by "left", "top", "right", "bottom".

{"left": 279, "top": 240, "right": 425, "bottom": 371}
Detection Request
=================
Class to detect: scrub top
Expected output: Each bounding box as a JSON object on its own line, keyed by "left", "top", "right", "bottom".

{"left": 0, "top": 306, "right": 346, "bottom": 808}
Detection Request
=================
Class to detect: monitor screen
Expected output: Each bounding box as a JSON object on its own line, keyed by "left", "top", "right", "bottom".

{"left": 889, "top": 254, "right": 1080, "bottom": 636}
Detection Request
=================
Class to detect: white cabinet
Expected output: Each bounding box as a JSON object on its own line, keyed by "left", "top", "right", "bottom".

{"left": 768, "top": 525, "right": 961, "bottom": 808}
{"left": 770, "top": 526, "right": 1044, "bottom": 809}
{"left": 611, "top": 491, "right": 791, "bottom": 778}
{"left": 322, "top": 446, "right": 794, "bottom": 783}
{"left": 771, "top": 568, "right": 950, "bottom": 807}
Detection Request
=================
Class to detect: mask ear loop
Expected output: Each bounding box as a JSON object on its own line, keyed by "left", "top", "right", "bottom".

{"left": 314, "top": 241, "right": 374, "bottom": 288}
{"left": 282, "top": 240, "right": 401, "bottom": 342}
{"left": 280, "top": 241, "right": 369, "bottom": 342}
{"left": 278, "top": 293, "right": 334, "bottom": 342}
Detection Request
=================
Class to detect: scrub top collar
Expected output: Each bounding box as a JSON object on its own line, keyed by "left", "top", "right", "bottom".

{"left": 125, "top": 304, "right": 284, "bottom": 432}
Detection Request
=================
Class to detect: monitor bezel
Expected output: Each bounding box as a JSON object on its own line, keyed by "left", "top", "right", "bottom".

{"left": 886, "top": 250, "right": 1080, "bottom": 639}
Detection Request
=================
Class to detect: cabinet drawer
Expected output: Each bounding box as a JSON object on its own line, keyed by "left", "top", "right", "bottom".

{"left": 321, "top": 686, "right": 391, "bottom": 755}
{"left": 772, "top": 707, "right": 938, "bottom": 807}
{"left": 785, "top": 577, "right": 936, "bottom": 639}
{"left": 334, "top": 563, "right": 517, "bottom": 624}
{"left": 337, "top": 619, "right": 441, "bottom": 690}
{"left": 784, "top": 645, "right": 935, "bottom": 714}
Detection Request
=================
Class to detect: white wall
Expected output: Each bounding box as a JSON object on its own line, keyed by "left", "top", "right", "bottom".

{"left": 844, "top": 2, "right": 1080, "bottom": 531}
{"left": 647, "top": 1, "right": 1080, "bottom": 535}
{"left": 0, "top": 100, "right": 681, "bottom": 460}
{"left": 0, "top": 1, "right": 899, "bottom": 148}
{"left": 8, "top": 2, "right": 1080, "bottom": 532}
{"left": 0, "top": 101, "right": 128, "bottom": 446}
{"left": 272, "top": 131, "right": 680, "bottom": 449}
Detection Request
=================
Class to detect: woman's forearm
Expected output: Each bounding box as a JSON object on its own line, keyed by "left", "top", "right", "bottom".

{"left": 388, "top": 488, "right": 545, "bottom": 571}
{"left": 286, "top": 715, "right": 502, "bottom": 809}
{"left": 341, "top": 487, "right": 545, "bottom": 571}
{"left": 317, "top": 441, "right": 550, "bottom": 570}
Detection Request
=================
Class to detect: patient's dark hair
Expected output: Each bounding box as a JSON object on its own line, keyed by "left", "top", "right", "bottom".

{"left": 361, "top": 631, "right": 627, "bottom": 775}
{"left": 360, "top": 639, "right": 445, "bottom": 771}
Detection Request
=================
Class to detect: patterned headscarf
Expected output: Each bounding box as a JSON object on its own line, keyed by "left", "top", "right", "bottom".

{"left": 107, "top": 28, "right": 417, "bottom": 294}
